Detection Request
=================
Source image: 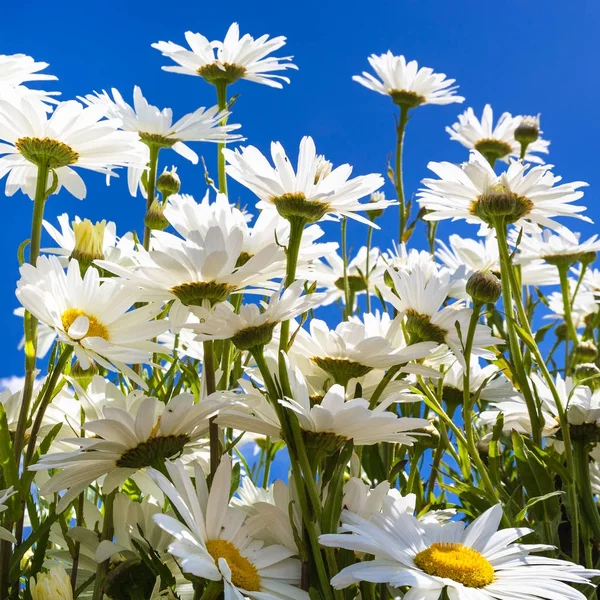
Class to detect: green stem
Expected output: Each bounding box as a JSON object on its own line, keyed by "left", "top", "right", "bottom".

{"left": 365, "top": 226, "right": 373, "bottom": 313}
{"left": 92, "top": 491, "right": 116, "bottom": 600}
{"left": 368, "top": 365, "right": 400, "bottom": 409}
{"left": 395, "top": 105, "right": 410, "bottom": 243}
{"left": 558, "top": 265, "right": 579, "bottom": 367}
{"left": 215, "top": 81, "right": 228, "bottom": 195}
{"left": 218, "top": 294, "right": 243, "bottom": 390}
{"left": 494, "top": 221, "right": 542, "bottom": 444}
{"left": 341, "top": 217, "right": 351, "bottom": 320}
{"left": 574, "top": 440, "right": 600, "bottom": 545}
{"left": 203, "top": 340, "right": 220, "bottom": 477}
{"left": 142, "top": 144, "right": 160, "bottom": 251}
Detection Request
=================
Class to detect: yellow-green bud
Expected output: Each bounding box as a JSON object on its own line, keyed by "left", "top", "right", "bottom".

{"left": 367, "top": 191, "right": 386, "bottom": 221}
{"left": 70, "top": 219, "right": 105, "bottom": 271}
{"left": 30, "top": 565, "right": 73, "bottom": 600}
{"left": 573, "top": 341, "right": 599, "bottom": 364}
{"left": 466, "top": 270, "right": 502, "bottom": 304}
{"left": 156, "top": 166, "right": 180, "bottom": 198}
{"left": 71, "top": 360, "right": 98, "bottom": 389}
{"left": 514, "top": 115, "right": 540, "bottom": 146}
{"left": 144, "top": 199, "right": 169, "bottom": 231}
{"left": 573, "top": 363, "right": 600, "bottom": 391}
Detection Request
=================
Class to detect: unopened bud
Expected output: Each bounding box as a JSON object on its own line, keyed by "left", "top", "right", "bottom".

{"left": 555, "top": 322, "right": 568, "bottom": 340}
{"left": 573, "top": 341, "right": 598, "bottom": 365}
{"left": 71, "top": 360, "right": 98, "bottom": 389}
{"left": 104, "top": 558, "right": 156, "bottom": 600}
{"left": 367, "top": 191, "right": 386, "bottom": 221}
{"left": 156, "top": 166, "right": 180, "bottom": 198}
{"left": 466, "top": 270, "right": 502, "bottom": 304}
{"left": 514, "top": 115, "right": 540, "bottom": 146}
{"left": 573, "top": 363, "right": 600, "bottom": 390}
{"left": 144, "top": 199, "right": 169, "bottom": 231}
{"left": 30, "top": 565, "right": 73, "bottom": 600}
{"left": 70, "top": 219, "right": 105, "bottom": 272}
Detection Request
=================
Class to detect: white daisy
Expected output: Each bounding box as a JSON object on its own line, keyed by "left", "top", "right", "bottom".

{"left": 0, "top": 97, "right": 142, "bottom": 199}
{"left": 149, "top": 457, "right": 307, "bottom": 600}
{"left": 189, "top": 280, "right": 326, "bottom": 348}
{"left": 446, "top": 104, "right": 549, "bottom": 164}
{"left": 546, "top": 280, "right": 599, "bottom": 329}
{"left": 31, "top": 392, "right": 221, "bottom": 512}
{"left": 16, "top": 256, "right": 168, "bottom": 384}
{"left": 320, "top": 503, "right": 600, "bottom": 600}
{"left": 382, "top": 265, "right": 502, "bottom": 366}
{"left": 223, "top": 136, "right": 390, "bottom": 226}
{"left": 0, "top": 54, "right": 58, "bottom": 108}
{"left": 418, "top": 151, "right": 589, "bottom": 241}
{"left": 81, "top": 86, "right": 243, "bottom": 196}
{"left": 42, "top": 213, "right": 137, "bottom": 268}
{"left": 97, "top": 223, "right": 283, "bottom": 306}
{"left": 353, "top": 52, "right": 464, "bottom": 107}
{"left": 152, "top": 23, "right": 297, "bottom": 88}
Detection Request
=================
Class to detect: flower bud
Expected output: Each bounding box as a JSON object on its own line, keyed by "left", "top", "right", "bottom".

{"left": 555, "top": 322, "right": 568, "bottom": 340}
{"left": 156, "top": 166, "right": 180, "bottom": 198}
{"left": 70, "top": 219, "right": 105, "bottom": 271}
{"left": 573, "top": 363, "right": 600, "bottom": 391}
{"left": 573, "top": 341, "right": 599, "bottom": 365}
{"left": 71, "top": 360, "right": 98, "bottom": 389}
{"left": 30, "top": 565, "right": 73, "bottom": 600}
{"left": 144, "top": 199, "right": 169, "bottom": 231}
{"left": 514, "top": 115, "right": 540, "bottom": 146}
{"left": 466, "top": 270, "right": 502, "bottom": 305}
{"left": 367, "top": 191, "right": 386, "bottom": 221}
{"left": 104, "top": 558, "right": 156, "bottom": 600}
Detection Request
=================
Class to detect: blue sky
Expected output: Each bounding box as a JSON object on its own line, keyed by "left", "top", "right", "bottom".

{"left": 1, "top": 0, "right": 599, "bottom": 379}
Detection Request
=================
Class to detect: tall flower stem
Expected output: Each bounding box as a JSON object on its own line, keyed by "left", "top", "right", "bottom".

{"left": 494, "top": 221, "right": 542, "bottom": 444}
{"left": 573, "top": 440, "right": 600, "bottom": 544}
{"left": 495, "top": 220, "right": 580, "bottom": 561}
{"left": 365, "top": 226, "right": 373, "bottom": 312}
{"left": 13, "top": 161, "right": 50, "bottom": 463}
{"left": 203, "top": 340, "right": 219, "bottom": 476}
{"left": 215, "top": 80, "right": 229, "bottom": 196}
{"left": 395, "top": 104, "right": 410, "bottom": 243}
{"left": 142, "top": 144, "right": 160, "bottom": 251}
{"left": 218, "top": 294, "right": 243, "bottom": 390}
{"left": 341, "top": 217, "right": 351, "bottom": 319}
{"left": 92, "top": 490, "right": 116, "bottom": 600}
{"left": 558, "top": 264, "right": 579, "bottom": 367}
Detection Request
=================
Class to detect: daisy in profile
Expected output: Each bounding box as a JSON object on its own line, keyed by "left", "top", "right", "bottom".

{"left": 447, "top": 104, "right": 549, "bottom": 164}
{"left": 190, "top": 280, "right": 326, "bottom": 350}
{"left": 16, "top": 256, "right": 168, "bottom": 384}
{"left": 0, "top": 97, "right": 142, "bottom": 199}
{"left": 97, "top": 223, "right": 283, "bottom": 306}
{"left": 81, "top": 86, "right": 243, "bottom": 196}
{"left": 382, "top": 265, "right": 501, "bottom": 366}
{"left": 149, "top": 457, "right": 307, "bottom": 600}
{"left": 42, "top": 213, "right": 137, "bottom": 268}
{"left": 32, "top": 392, "right": 221, "bottom": 512}
{"left": 320, "top": 503, "right": 600, "bottom": 600}
{"left": 0, "top": 53, "right": 58, "bottom": 107}
{"left": 353, "top": 52, "right": 464, "bottom": 108}
{"left": 417, "top": 151, "right": 589, "bottom": 240}
{"left": 152, "top": 23, "right": 297, "bottom": 88}
{"left": 223, "top": 136, "right": 390, "bottom": 225}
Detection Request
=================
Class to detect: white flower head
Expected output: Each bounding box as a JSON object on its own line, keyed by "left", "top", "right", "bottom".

{"left": 353, "top": 52, "right": 464, "bottom": 107}
{"left": 152, "top": 23, "right": 297, "bottom": 88}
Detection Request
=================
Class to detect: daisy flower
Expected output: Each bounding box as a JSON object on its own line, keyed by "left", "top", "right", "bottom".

{"left": 97, "top": 222, "right": 283, "bottom": 306}
{"left": 223, "top": 136, "right": 390, "bottom": 226}
{"left": 152, "top": 23, "right": 297, "bottom": 88}
{"left": 42, "top": 213, "right": 137, "bottom": 268}
{"left": 189, "top": 280, "right": 326, "bottom": 349}
{"left": 382, "top": 265, "right": 501, "bottom": 366}
{"left": 290, "top": 315, "right": 437, "bottom": 386}
{"left": 16, "top": 256, "right": 168, "bottom": 384}
{"left": 0, "top": 97, "right": 142, "bottom": 199}
{"left": 353, "top": 52, "right": 464, "bottom": 108}
{"left": 417, "top": 151, "right": 589, "bottom": 240}
{"left": 30, "top": 564, "right": 72, "bottom": 600}
{"left": 0, "top": 53, "right": 59, "bottom": 108}
{"left": 81, "top": 86, "right": 243, "bottom": 196}
{"left": 447, "top": 104, "right": 549, "bottom": 164}
{"left": 320, "top": 503, "right": 600, "bottom": 600}
{"left": 31, "top": 392, "right": 221, "bottom": 512}
{"left": 546, "top": 281, "right": 598, "bottom": 329}
{"left": 149, "top": 457, "right": 307, "bottom": 600}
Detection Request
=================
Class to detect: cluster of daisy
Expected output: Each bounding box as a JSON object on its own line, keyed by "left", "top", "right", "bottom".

{"left": 0, "top": 19, "right": 599, "bottom": 600}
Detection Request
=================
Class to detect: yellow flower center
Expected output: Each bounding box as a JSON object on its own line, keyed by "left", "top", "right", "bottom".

{"left": 61, "top": 308, "right": 109, "bottom": 340}
{"left": 413, "top": 542, "right": 494, "bottom": 588}
{"left": 206, "top": 539, "right": 261, "bottom": 591}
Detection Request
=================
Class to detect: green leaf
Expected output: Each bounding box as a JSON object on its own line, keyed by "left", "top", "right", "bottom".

{"left": 515, "top": 491, "right": 565, "bottom": 523}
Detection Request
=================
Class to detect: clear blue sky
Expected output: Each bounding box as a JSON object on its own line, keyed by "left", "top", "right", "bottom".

{"left": 1, "top": 0, "right": 598, "bottom": 379}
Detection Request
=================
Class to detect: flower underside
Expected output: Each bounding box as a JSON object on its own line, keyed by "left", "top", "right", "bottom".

{"left": 405, "top": 310, "right": 447, "bottom": 345}
{"left": 139, "top": 132, "right": 180, "bottom": 149}
{"left": 414, "top": 542, "right": 495, "bottom": 588}
{"left": 474, "top": 138, "right": 513, "bottom": 161}
{"left": 206, "top": 539, "right": 261, "bottom": 591}
{"left": 390, "top": 89, "right": 426, "bottom": 108}
{"left": 311, "top": 356, "right": 372, "bottom": 387}
{"left": 170, "top": 281, "right": 235, "bottom": 306}
{"left": 198, "top": 63, "right": 247, "bottom": 85}
{"left": 61, "top": 308, "right": 109, "bottom": 341}
{"left": 115, "top": 434, "right": 190, "bottom": 469}
{"left": 470, "top": 189, "right": 534, "bottom": 225}
{"left": 16, "top": 136, "right": 79, "bottom": 168}
{"left": 231, "top": 322, "right": 276, "bottom": 350}
{"left": 272, "top": 192, "right": 330, "bottom": 223}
